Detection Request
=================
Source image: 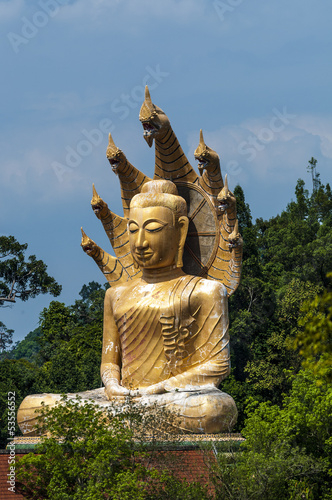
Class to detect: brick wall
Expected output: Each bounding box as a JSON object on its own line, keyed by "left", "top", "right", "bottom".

{"left": 0, "top": 452, "right": 27, "bottom": 499}
{"left": 0, "top": 446, "right": 216, "bottom": 499}
{"left": 145, "top": 447, "right": 216, "bottom": 484}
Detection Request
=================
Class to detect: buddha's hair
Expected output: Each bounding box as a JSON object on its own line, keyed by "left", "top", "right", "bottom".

{"left": 130, "top": 180, "right": 187, "bottom": 220}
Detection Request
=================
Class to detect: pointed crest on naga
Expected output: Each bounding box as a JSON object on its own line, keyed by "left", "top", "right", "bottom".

{"left": 82, "top": 86, "right": 243, "bottom": 296}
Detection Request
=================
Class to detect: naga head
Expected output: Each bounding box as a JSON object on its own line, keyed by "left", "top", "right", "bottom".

{"left": 228, "top": 221, "right": 243, "bottom": 250}
{"left": 81, "top": 228, "right": 98, "bottom": 256}
{"left": 139, "top": 86, "right": 170, "bottom": 147}
{"left": 91, "top": 184, "right": 109, "bottom": 220}
{"left": 106, "top": 133, "right": 127, "bottom": 174}
{"left": 194, "top": 130, "right": 221, "bottom": 176}
{"left": 217, "top": 175, "right": 236, "bottom": 214}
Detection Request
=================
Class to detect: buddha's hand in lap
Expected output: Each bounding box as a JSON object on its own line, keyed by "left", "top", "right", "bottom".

{"left": 130, "top": 382, "right": 166, "bottom": 397}
{"left": 105, "top": 380, "right": 130, "bottom": 398}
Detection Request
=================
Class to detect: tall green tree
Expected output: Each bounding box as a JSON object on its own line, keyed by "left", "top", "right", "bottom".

{"left": 35, "top": 282, "right": 107, "bottom": 393}
{"left": 0, "top": 235, "right": 62, "bottom": 353}
{"left": 0, "top": 321, "right": 14, "bottom": 355}
{"left": 293, "top": 273, "right": 332, "bottom": 382}
{"left": 224, "top": 161, "right": 332, "bottom": 416}
{"left": 0, "top": 236, "right": 61, "bottom": 305}
{"left": 9, "top": 327, "right": 42, "bottom": 363}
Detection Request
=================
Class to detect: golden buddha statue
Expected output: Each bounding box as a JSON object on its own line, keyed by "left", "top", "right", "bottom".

{"left": 17, "top": 87, "right": 242, "bottom": 435}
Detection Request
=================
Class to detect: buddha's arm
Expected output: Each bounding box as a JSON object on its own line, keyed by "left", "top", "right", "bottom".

{"left": 101, "top": 288, "right": 129, "bottom": 397}
{"left": 139, "top": 281, "right": 230, "bottom": 396}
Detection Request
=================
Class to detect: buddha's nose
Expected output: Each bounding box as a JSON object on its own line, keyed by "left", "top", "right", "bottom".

{"left": 136, "top": 229, "right": 149, "bottom": 249}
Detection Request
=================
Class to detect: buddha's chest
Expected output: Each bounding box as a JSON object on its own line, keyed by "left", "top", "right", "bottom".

{"left": 112, "top": 282, "right": 167, "bottom": 325}
{"left": 112, "top": 279, "right": 201, "bottom": 375}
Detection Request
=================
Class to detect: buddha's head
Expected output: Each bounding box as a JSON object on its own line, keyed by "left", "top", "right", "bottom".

{"left": 128, "top": 180, "right": 189, "bottom": 270}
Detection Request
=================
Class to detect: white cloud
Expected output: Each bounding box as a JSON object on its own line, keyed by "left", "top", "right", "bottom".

{"left": 292, "top": 115, "right": 332, "bottom": 159}
{"left": 187, "top": 112, "right": 332, "bottom": 191}
{"left": 0, "top": 133, "right": 90, "bottom": 204}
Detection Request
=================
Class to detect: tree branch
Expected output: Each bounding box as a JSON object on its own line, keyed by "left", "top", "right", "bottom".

{"left": 0, "top": 297, "right": 16, "bottom": 303}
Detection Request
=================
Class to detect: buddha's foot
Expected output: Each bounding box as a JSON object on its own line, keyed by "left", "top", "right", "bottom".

{"left": 138, "top": 387, "right": 237, "bottom": 434}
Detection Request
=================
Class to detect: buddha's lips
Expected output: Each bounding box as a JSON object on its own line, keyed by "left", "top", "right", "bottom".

{"left": 135, "top": 251, "right": 153, "bottom": 259}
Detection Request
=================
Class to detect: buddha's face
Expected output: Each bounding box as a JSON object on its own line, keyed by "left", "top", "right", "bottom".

{"left": 128, "top": 206, "right": 183, "bottom": 269}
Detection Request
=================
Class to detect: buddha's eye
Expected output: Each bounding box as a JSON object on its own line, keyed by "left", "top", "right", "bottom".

{"left": 129, "top": 223, "right": 139, "bottom": 234}
{"left": 145, "top": 222, "right": 165, "bottom": 233}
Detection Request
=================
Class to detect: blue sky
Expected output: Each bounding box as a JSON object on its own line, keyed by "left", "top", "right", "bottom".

{"left": 1, "top": 0, "right": 332, "bottom": 343}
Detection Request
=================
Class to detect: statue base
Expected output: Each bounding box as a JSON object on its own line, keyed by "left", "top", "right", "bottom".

{"left": 17, "top": 386, "right": 238, "bottom": 436}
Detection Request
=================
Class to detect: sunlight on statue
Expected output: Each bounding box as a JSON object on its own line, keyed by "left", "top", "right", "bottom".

{"left": 100, "top": 180, "right": 237, "bottom": 433}
{"left": 17, "top": 87, "right": 242, "bottom": 435}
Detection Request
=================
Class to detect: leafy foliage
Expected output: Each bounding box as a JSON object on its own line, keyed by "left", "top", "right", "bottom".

{"left": 9, "top": 328, "right": 42, "bottom": 363}
{"left": 0, "top": 320, "right": 14, "bottom": 355}
{"left": 0, "top": 235, "right": 62, "bottom": 358}
{"left": 0, "top": 358, "right": 42, "bottom": 447}
{"left": 16, "top": 396, "right": 210, "bottom": 500}
{"left": 225, "top": 162, "right": 332, "bottom": 420}
{"left": 35, "top": 282, "right": 106, "bottom": 393}
{"left": 0, "top": 235, "right": 62, "bottom": 305}
{"left": 293, "top": 273, "right": 332, "bottom": 382}
{"left": 213, "top": 370, "right": 332, "bottom": 499}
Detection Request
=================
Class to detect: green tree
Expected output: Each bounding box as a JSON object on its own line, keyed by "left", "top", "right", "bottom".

{"left": 212, "top": 370, "right": 332, "bottom": 499}
{"left": 16, "top": 396, "right": 210, "bottom": 500}
{"left": 221, "top": 163, "right": 332, "bottom": 427}
{"left": 0, "top": 321, "right": 14, "bottom": 356}
{"left": 9, "top": 327, "right": 42, "bottom": 363}
{"left": 35, "top": 283, "right": 107, "bottom": 392}
{"left": 307, "top": 157, "right": 320, "bottom": 193}
{"left": 0, "top": 358, "right": 44, "bottom": 447}
{"left": 239, "top": 164, "right": 331, "bottom": 405}
{"left": 0, "top": 236, "right": 61, "bottom": 305}
{"left": 244, "top": 278, "right": 321, "bottom": 403}
{"left": 0, "top": 235, "right": 62, "bottom": 355}
{"left": 293, "top": 274, "right": 332, "bottom": 382}
{"left": 0, "top": 283, "right": 106, "bottom": 447}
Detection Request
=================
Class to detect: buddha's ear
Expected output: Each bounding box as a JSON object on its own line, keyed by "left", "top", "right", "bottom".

{"left": 176, "top": 216, "right": 189, "bottom": 268}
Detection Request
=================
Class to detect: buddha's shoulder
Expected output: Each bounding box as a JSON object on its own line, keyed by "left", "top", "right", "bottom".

{"left": 105, "top": 279, "right": 141, "bottom": 301}
{"left": 191, "top": 277, "right": 227, "bottom": 302}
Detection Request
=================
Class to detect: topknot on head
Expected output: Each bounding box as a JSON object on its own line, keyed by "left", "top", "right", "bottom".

{"left": 130, "top": 180, "right": 187, "bottom": 220}
{"left": 141, "top": 179, "right": 178, "bottom": 196}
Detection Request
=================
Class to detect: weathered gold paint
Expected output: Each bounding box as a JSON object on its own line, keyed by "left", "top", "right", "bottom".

{"left": 139, "top": 86, "right": 198, "bottom": 183}
{"left": 195, "top": 129, "right": 224, "bottom": 199}
{"left": 17, "top": 87, "right": 243, "bottom": 435}
{"left": 106, "top": 133, "right": 151, "bottom": 218}
{"left": 80, "top": 228, "right": 127, "bottom": 285}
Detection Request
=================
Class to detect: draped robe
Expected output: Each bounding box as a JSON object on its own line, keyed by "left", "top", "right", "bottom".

{"left": 18, "top": 274, "right": 237, "bottom": 435}
{"left": 104, "top": 274, "right": 231, "bottom": 390}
